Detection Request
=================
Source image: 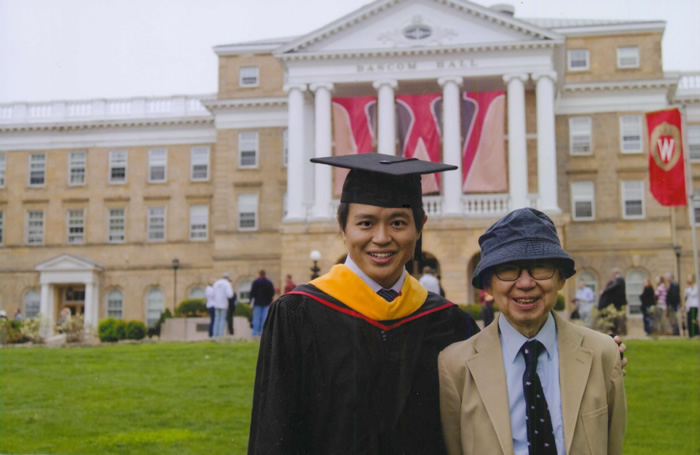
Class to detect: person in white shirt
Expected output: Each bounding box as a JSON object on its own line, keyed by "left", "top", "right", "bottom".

{"left": 419, "top": 266, "right": 441, "bottom": 295}
{"left": 684, "top": 274, "right": 699, "bottom": 338}
{"left": 574, "top": 279, "right": 595, "bottom": 326}
{"left": 211, "top": 273, "right": 233, "bottom": 337}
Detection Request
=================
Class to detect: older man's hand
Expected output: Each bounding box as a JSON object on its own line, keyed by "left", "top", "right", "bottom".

{"left": 613, "top": 335, "right": 628, "bottom": 376}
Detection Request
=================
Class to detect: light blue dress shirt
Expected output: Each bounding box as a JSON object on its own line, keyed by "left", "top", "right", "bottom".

{"left": 499, "top": 313, "right": 565, "bottom": 455}
{"left": 344, "top": 255, "right": 405, "bottom": 294}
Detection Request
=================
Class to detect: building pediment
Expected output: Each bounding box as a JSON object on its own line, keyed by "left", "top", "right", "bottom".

{"left": 35, "top": 254, "right": 103, "bottom": 273}
{"left": 275, "top": 0, "right": 561, "bottom": 59}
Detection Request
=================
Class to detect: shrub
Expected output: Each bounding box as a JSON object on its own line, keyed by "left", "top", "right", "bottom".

{"left": 460, "top": 304, "right": 484, "bottom": 321}
{"left": 0, "top": 319, "right": 28, "bottom": 344}
{"left": 554, "top": 293, "right": 566, "bottom": 311}
{"left": 235, "top": 302, "right": 253, "bottom": 322}
{"left": 59, "top": 314, "right": 84, "bottom": 343}
{"left": 21, "top": 316, "right": 45, "bottom": 343}
{"left": 151, "top": 309, "right": 173, "bottom": 338}
{"left": 125, "top": 321, "right": 147, "bottom": 340}
{"left": 98, "top": 318, "right": 119, "bottom": 342}
{"left": 176, "top": 299, "right": 207, "bottom": 317}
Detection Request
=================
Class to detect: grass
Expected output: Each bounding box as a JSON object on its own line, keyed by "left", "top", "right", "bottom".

{"left": 0, "top": 339, "right": 698, "bottom": 454}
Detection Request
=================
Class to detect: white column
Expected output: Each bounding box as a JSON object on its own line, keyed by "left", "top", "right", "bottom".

{"left": 284, "top": 83, "right": 308, "bottom": 221}
{"left": 84, "top": 280, "right": 97, "bottom": 331}
{"left": 310, "top": 82, "right": 334, "bottom": 220}
{"left": 39, "top": 282, "right": 54, "bottom": 337}
{"left": 372, "top": 80, "right": 398, "bottom": 156}
{"left": 503, "top": 73, "right": 530, "bottom": 210}
{"left": 438, "top": 77, "right": 464, "bottom": 217}
{"left": 533, "top": 71, "right": 561, "bottom": 214}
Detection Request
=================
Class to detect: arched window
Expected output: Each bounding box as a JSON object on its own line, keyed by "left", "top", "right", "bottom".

{"left": 578, "top": 270, "right": 598, "bottom": 296}
{"left": 188, "top": 287, "right": 205, "bottom": 300}
{"left": 23, "top": 290, "right": 40, "bottom": 319}
{"left": 237, "top": 279, "right": 253, "bottom": 304}
{"left": 106, "top": 289, "right": 123, "bottom": 320}
{"left": 625, "top": 268, "right": 647, "bottom": 316}
{"left": 145, "top": 287, "right": 164, "bottom": 328}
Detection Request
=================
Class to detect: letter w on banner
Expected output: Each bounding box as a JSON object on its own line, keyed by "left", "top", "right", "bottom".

{"left": 331, "top": 96, "right": 377, "bottom": 197}
{"left": 646, "top": 108, "right": 687, "bottom": 206}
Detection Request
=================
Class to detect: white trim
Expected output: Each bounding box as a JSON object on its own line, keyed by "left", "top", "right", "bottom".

{"left": 238, "top": 193, "right": 259, "bottom": 231}
{"left": 617, "top": 46, "right": 640, "bottom": 69}
{"left": 571, "top": 181, "right": 595, "bottom": 221}
{"left": 68, "top": 150, "right": 87, "bottom": 186}
{"left": 621, "top": 180, "right": 646, "bottom": 220}
{"left": 108, "top": 149, "right": 128, "bottom": 184}
{"left": 238, "top": 131, "right": 259, "bottom": 168}
{"left": 147, "top": 148, "right": 168, "bottom": 183}
{"left": 569, "top": 116, "right": 592, "bottom": 156}
{"left": 619, "top": 114, "right": 643, "bottom": 154}
{"left": 190, "top": 146, "right": 210, "bottom": 181}
{"left": 0, "top": 152, "right": 5, "bottom": 187}
{"left": 552, "top": 21, "right": 665, "bottom": 36}
{"left": 567, "top": 49, "right": 589, "bottom": 71}
{"left": 239, "top": 66, "right": 260, "bottom": 88}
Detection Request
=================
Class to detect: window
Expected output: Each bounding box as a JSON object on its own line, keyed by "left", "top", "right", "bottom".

{"left": 569, "top": 117, "right": 592, "bottom": 155}
{"left": 188, "top": 287, "right": 205, "bottom": 299}
{"left": 0, "top": 210, "right": 3, "bottom": 244}
{"left": 0, "top": 152, "right": 5, "bottom": 187}
{"left": 28, "top": 154, "right": 46, "bottom": 186}
{"left": 578, "top": 270, "right": 598, "bottom": 296}
{"left": 237, "top": 279, "right": 253, "bottom": 303}
{"left": 189, "top": 205, "right": 208, "bottom": 240}
{"left": 619, "top": 115, "right": 643, "bottom": 154}
{"left": 23, "top": 290, "right": 41, "bottom": 319}
{"left": 109, "top": 150, "right": 128, "bottom": 183}
{"left": 148, "top": 148, "right": 167, "bottom": 183}
{"left": 67, "top": 209, "right": 85, "bottom": 244}
{"left": 239, "top": 132, "right": 258, "bottom": 168}
{"left": 26, "top": 210, "right": 44, "bottom": 244}
{"left": 689, "top": 125, "right": 700, "bottom": 161}
{"left": 283, "top": 129, "right": 289, "bottom": 167}
{"left": 239, "top": 66, "right": 259, "bottom": 87}
{"left": 625, "top": 268, "right": 647, "bottom": 315}
{"left": 238, "top": 193, "right": 258, "bottom": 230}
{"left": 694, "top": 190, "right": 700, "bottom": 224}
{"left": 622, "top": 180, "right": 645, "bottom": 219}
{"left": 568, "top": 49, "right": 589, "bottom": 71}
{"left": 617, "top": 46, "right": 640, "bottom": 68}
{"left": 190, "top": 146, "right": 210, "bottom": 181}
{"left": 571, "top": 181, "right": 595, "bottom": 221}
{"left": 108, "top": 208, "right": 126, "bottom": 243}
{"left": 68, "top": 151, "right": 87, "bottom": 185}
{"left": 106, "top": 289, "right": 123, "bottom": 319}
{"left": 145, "top": 287, "right": 164, "bottom": 328}
{"left": 147, "top": 207, "right": 166, "bottom": 242}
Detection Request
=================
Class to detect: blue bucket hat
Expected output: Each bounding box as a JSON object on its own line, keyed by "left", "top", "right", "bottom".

{"left": 472, "top": 208, "right": 576, "bottom": 289}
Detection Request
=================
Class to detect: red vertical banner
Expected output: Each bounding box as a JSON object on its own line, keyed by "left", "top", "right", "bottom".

{"left": 396, "top": 93, "right": 443, "bottom": 194}
{"left": 461, "top": 90, "right": 507, "bottom": 193}
{"left": 646, "top": 108, "right": 687, "bottom": 206}
{"left": 331, "top": 96, "right": 377, "bottom": 196}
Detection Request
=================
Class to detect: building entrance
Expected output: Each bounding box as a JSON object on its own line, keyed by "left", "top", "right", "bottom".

{"left": 61, "top": 286, "right": 86, "bottom": 316}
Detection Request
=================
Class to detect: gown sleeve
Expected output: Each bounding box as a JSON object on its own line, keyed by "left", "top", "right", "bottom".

{"left": 248, "top": 295, "right": 310, "bottom": 454}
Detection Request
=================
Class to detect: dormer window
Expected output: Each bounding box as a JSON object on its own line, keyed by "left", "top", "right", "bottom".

{"left": 240, "top": 67, "right": 259, "bottom": 87}
{"left": 617, "top": 46, "right": 640, "bottom": 68}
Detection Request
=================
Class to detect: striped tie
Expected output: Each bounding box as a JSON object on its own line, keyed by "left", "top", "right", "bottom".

{"left": 377, "top": 289, "right": 398, "bottom": 302}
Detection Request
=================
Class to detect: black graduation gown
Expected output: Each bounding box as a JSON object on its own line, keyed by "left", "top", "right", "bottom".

{"left": 248, "top": 284, "right": 480, "bottom": 455}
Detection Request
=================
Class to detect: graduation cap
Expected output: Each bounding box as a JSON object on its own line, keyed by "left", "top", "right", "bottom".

{"left": 310, "top": 153, "right": 457, "bottom": 209}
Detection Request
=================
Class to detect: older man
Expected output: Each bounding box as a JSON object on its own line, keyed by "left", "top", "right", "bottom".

{"left": 438, "top": 208, "right": 626, "bottom": 455}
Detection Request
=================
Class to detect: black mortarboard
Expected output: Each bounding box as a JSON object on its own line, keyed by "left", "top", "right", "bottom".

{"left": 310, "top": 153, "right": 457, "bottom": 209}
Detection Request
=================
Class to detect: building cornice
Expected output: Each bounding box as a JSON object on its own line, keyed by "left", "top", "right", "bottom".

{"left": 277, "top": 39, "right": 562, "bottom": 62}
{"left": 562, "top": 78, "right": 677, "bottom": 93}
{"left": 0, "top": 116, "right": 213, "bottom": 133}
{"left": 202, "top": 97, "right": 287, "bottom": 111}
{"left": 551, "top": 21, "right": 666, "bottom": 37}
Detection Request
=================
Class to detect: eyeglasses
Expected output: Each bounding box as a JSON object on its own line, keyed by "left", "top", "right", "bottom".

{"left": 493, "top": 261, "right": 558, "bottom": 281}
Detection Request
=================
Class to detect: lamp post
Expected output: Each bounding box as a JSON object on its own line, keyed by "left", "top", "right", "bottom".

{"left": 673, "top": 245, "right": 682, "bottom": 281}
{"left": 310, "top": 250, "right": 321, "bottom": 280}
{"left": 172, "top": 258, "right": 180, "bottom": 313}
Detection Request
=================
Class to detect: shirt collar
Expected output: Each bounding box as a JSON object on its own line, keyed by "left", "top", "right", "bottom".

{"left": 499, "top": 312, "right": 557, "bottom": 364}
{"left": 344, "top": 255, "right": 406, "bottom": 293}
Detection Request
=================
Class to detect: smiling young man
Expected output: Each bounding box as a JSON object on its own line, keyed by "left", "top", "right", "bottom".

{"left": 248, "top": 153, "right": 480, "bottom": 454}
{"left": 438, "top": 208, "right": 626, "bottom": 455}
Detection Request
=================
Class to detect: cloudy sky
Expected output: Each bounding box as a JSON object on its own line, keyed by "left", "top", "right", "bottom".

{"left": 1, "top": 0, "right": 698, "bottom": 103}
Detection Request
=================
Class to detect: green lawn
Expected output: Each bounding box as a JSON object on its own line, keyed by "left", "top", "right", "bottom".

{"left": 0, "top": 339, "right": 698, "bottom": 454}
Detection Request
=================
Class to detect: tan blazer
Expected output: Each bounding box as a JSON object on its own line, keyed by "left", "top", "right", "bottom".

{"left": 438, "top": 312, "right": 626, "bottom": 455}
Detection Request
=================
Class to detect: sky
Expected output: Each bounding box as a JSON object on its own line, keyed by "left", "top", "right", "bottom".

{"left": 1, "top": 0, "right": 699, "bottom": 104}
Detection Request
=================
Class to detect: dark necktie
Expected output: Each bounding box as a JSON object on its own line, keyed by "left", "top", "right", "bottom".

{"left": 377, "top": 289, "right": 398, "bottom": 302}
{"left": 521, "top": 340, "right": 557, "bottom": 455}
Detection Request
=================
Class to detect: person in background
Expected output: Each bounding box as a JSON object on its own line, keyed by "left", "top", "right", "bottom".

{"left": 283, "top": 274, "right": 296, "bottom": 295}
{"left": 598, "top": 268, "right": 627, "bottom": 335}
{"left": 249, "top": 270, "right": 275, "bottom": 337}
{"left": 665, "top": 272, "right": 681, "bottom": 336}
{"left": 479, "top": 289, "right": 495, "bottom": 327}
{"left": 212, "top": 273, "right": 234, "bottom": 337}
{"left": 205, "top": 281, "right": 215, "bottom": 338}
{"left": 639, "top": 278, "right": 656, "bottom": 336}
{"left": 419, "top": 265, "right": 441, "bottom": 295}
{"left": 684, "top": 274, "right": 699, "bottom": 338}
{"left": 226, "top": 275, "right": 238, "bottom": 336}
{"left": 439, "top": 208, "right": 626, "bottom": 455}
{"left": 13, "top": 309, "right": 22, "bottom": 321}
{"left": 574, "top": 279, "right": 595, "bottom": 326}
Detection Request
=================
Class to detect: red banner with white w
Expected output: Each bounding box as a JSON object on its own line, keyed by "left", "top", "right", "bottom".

{"left": 646, "top": 108, "right": 687, "bottom": 206}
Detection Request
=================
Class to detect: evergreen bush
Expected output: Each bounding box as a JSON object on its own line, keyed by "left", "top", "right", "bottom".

{"left": 176, "top": 299, "right": 207, "bottom": 317}
{"left": 125, "top": 321, "right": 147, "bottom": 340}
{"left": 98, "top": 318, "right": 119, "bottom": 342}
